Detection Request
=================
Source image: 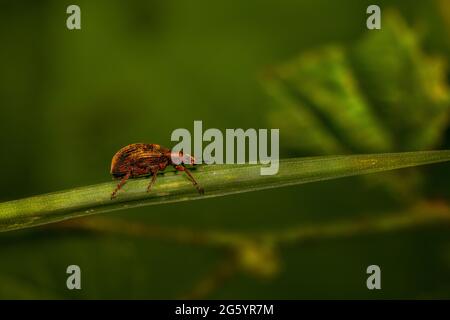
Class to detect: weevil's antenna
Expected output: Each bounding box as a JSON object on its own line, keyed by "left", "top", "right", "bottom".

{"left": 170, "top": 151, "right": 197, "bottom": 166}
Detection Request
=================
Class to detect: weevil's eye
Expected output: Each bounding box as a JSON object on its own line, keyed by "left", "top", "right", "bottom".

{"left": 170, "top": 151, "right": 183, "bottom": 165}
{"left": 178, "top": 152, "right": 188, "bottom": 164}
{"left": 179, "top": 153, "right": 192, "bottom": 165}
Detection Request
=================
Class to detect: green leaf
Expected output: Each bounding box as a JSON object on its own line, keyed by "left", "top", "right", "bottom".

{"left": 262, "top": 11, "right": 450, "bottom": 200}
{"left": 264, "top": 11, "right": 450, "bottom": 153}
{"left": 275, "top": 46, "right": 393, "bottom": 153}
{"left": 350, "top": 10, "right": 450, "bottom": 150}
{"left": 1, "top": 150, "right": 450, "bottom": 232}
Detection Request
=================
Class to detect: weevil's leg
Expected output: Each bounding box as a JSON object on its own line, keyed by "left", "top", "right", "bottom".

{"left": 174, "top": 165, "right": 204, "bottom": 195}
{"left": 147, "top": 168, "right": 159, "bottom": 193}
{"left": 111, "top": 172, "right": 131, "bottom": 199}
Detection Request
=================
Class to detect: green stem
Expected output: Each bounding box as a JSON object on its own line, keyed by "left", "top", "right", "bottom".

{"left": 1, "top": 150, "right": 450, "bottom": 232}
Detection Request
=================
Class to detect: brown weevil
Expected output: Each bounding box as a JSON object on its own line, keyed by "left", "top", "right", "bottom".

{"left": 110, "top": 143, "right": 204, "bottom": 199}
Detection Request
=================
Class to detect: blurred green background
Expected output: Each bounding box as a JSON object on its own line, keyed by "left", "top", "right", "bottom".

{"left": 1, "top": 0, "right": 450, "bottom": 299}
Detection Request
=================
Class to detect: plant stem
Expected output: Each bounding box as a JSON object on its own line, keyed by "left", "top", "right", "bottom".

{"left": 1, "top": 150, "right": 450, "bottom": 232}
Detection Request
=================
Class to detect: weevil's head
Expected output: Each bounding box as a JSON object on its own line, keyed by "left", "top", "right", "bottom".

{"left": 170, "top": 151, "right": 197, "bottom": 166}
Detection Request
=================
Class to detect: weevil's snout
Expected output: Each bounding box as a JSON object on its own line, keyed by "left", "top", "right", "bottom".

{"left": 184, "top": 153, "right": 197, "bottom": 165}
{"left": 187, "top": 154, "right": 197, "bottom": 166}
{"left": 170, "top": 151, "right": 197, "bottom": 165}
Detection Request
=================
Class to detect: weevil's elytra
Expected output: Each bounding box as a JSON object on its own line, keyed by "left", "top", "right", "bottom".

{"left": 110, "top": 143, "right": 204, "bottom": 199}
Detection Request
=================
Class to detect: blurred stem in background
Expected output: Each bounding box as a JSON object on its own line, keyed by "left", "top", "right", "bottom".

{"left": 53, "top": 200, "right": 450, "bottom": 247}
{"left": 52, "top": 200, "right": 450, "bottom": 298}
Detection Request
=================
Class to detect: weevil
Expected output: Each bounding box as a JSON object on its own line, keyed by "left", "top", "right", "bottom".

{"left": 110, "top": 143, "right": 204, "bottom": 199}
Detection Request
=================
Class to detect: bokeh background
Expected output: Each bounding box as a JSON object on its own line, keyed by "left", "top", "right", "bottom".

{"left": 1, "top": 0, "right": 450, "bottom": 299}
